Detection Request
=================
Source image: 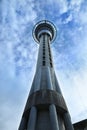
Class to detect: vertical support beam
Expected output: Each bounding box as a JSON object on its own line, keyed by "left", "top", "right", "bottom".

{"left": 49, "top": 104, "right": 59, "bottom": 130}
{"left": 36, "top": 35, "right": 43, "bottom": 71}
{"left": 27, "top": 106, "right": 37, "bottom": 130}
{"left": 34, "top": 68, "right": 41, "bottom": 92}
{"left": 18, "top": 117, "right": 27, "bottom": 130}
{"left": 55, "top": 74, "right": 62, "bottom": 94}
{"left": 46, "top": 68, "right": 53, "bottom": 90}
{"left": 63, "top": 112, "right": 74, "bottom": 130}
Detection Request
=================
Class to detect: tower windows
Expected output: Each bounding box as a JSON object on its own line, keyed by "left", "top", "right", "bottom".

{"left": 47, "top": 42, "right": 53, "bottom": 68}
{"left": 43, "top": 34, "right": 45, "bottom": 43}
{"left": 43, "top": 61, "right": 45, "bottom": 66}
{"left": 43, "top": 44, "right": 45, "bottom": 56}
{"left": 43, "top": 56, "right": 45, "bottom": 59}
{"left": 41, "top": 34, "right": 53, "bottom": 67}
{"left": 43, "top": 48, "right": 45, "bottom": 52}
{"left": 50, "top": 62, "right": 53, "bottom": 67}
{"left": 42, "top": 40, "right": 45, "bottom": 66}
{"left": 43, "top": 52, "right": 45, "bottom": 55}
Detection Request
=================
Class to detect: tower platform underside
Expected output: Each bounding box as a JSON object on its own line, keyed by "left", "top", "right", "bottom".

{"left": 18, "top": 20, "right": 74, "bottom": 130}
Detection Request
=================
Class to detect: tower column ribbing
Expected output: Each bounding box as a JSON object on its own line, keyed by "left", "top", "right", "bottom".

{"left": 18, "top": 20, "right": 74, "bottom": 130}
{"left": 27, "top": 107, "right": 37, "bottom": 130}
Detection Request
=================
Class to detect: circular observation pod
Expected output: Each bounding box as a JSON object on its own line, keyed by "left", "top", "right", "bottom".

{"left": 33, "top": 20, "right": 57, "bottom": 43}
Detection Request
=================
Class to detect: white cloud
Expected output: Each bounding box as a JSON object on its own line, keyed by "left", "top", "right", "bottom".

{"left": 78, "top": 11, "right": 87, "bottom": 24}
{"left": 50, "top": 0, "right": 68, "bottom": 14}
{"left": 70, "top": 0, "right": 83, "bottom": 6}
{"left": 63, "top": 14, "right": 73, "bottom": 24}
{"left": 0, "top": 0, "right": 38, "bottom": 130}
{"left": 47, "top": 0, "right": 68, "bottom": 14}
{"left": 56, "top": 0, "right": 68, "bottom": 14}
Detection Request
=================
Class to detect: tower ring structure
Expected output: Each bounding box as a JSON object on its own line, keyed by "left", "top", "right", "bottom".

{"left": 33, "top": 20, "right": 57, "bottom": 43}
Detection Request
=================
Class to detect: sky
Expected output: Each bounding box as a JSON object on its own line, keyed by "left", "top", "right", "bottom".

{"left": 0, "top": 0, "right": 87, "bottom": 130}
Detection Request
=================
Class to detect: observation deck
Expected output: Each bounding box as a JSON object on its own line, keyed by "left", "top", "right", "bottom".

{"left": 33, "top": 20, "right": 57, "bottom": 43}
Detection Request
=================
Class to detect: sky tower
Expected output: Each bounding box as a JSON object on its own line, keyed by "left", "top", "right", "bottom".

{"left": 18, "top": 20, "right": 74, "bottom": 130}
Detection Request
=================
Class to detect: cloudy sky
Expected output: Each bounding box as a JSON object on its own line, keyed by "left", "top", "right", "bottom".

{"left": 0, "top": 0, "right": 87, "bottom": 130}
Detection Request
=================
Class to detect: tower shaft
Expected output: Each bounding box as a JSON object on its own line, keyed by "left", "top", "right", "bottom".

{"left": 18, "top": 21, "right": 74, "bottom": 130}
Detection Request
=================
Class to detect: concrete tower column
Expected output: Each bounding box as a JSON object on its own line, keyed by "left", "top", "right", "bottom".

{"left": 63, "top": 112, "right": 74, "bottom": 130}
{"left": 18, "top": 117, "right": 27, "bottom": 130}
{"left": 18, "top": 20, "right": 74, "bottom": 130}
{"left": 27, "top": 107, "right": 37, "bottom": 130}
{"left": 49, "top": 104, "right": 59, "bottom": 130}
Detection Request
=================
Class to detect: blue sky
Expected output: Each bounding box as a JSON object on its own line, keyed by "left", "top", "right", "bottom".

{"left": 0, "top": 0, "right": 87, "bottom": 130}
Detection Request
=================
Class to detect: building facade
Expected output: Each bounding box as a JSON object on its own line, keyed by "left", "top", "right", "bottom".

{"left": 18, "top": 20, "right": 74, "bottom": 130}
{"left": 73, "top": 119, "right": 87, "bottom": 130}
